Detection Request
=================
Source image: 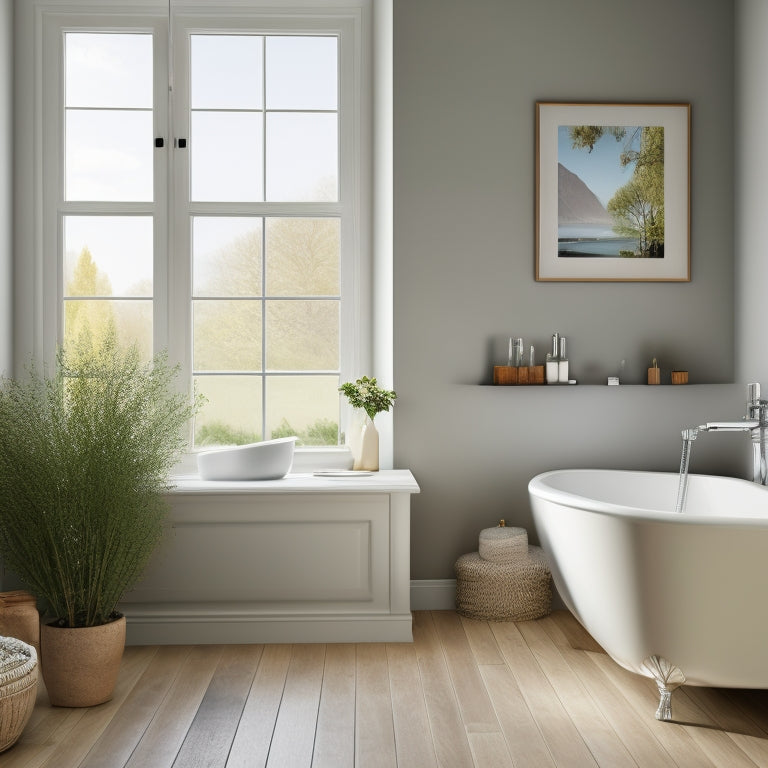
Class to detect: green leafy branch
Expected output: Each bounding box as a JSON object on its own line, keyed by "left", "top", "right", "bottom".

{"left": 339, "top": 376, "right": 397, "bottom": 422}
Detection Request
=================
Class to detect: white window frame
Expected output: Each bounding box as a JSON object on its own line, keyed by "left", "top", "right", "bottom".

{"left": 24, "top": 0, "right": 373, "bottom": 467}
{"left": 170, "top": 12, "right": 365, "bottom": 449}
{"left": 41, "top": 12, "right": 170, "bottom": 364}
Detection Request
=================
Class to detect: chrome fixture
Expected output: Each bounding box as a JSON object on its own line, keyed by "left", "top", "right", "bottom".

{"left": 676, "top": 383, "right": 768, "bottom": 514}
{"left": 693, "top": 382, "right": 768, "bottom": 485}
{"left": 642, "top": 655, "right": 686, "bottom": 722}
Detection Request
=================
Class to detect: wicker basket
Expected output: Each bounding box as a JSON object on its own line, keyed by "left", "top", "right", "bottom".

{"left": 0, "top": 636, "right": 38, "bottom": 753}
{"left": 455, "top": 547, "right": 552, "bottom": 621}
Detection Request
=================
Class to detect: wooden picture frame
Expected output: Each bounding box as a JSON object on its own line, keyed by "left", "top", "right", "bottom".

{"left": 535, "top": 102, "right": 691, "bottom": 281}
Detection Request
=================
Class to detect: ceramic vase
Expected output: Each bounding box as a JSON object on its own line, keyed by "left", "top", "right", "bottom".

{"left": 355, "top": 416, "right": 379, "bottom": 471}
{"left": 40, "top": 614, "right": 126, "bottom": 707}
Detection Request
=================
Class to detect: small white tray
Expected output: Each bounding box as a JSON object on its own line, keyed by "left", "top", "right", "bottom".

{"left": 313, "top": 470, "right": 374, "bottom": 477}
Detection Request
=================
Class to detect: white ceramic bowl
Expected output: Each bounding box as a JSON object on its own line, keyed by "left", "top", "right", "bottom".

{"left": 196, "top": 436, "right": 296, "bottom": 481}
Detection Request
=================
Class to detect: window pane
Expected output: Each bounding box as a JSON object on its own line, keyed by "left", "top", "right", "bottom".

{"left": 266, "top": 375, "right": 339, "bottom": 444}
{"left": 266, "top": 300, "right": 338, "bottom": 371}
{"left": 191, "top": 112, "right": 263, "bottom": 201}
{"left": 65, "top": 33, "right": 152, "bottom": 109}
{"left": 265, "top": 36, "right": 337, "bottom": 110}
{"left": 191, "top": 35, "right": 263, "bottom": 109}
{"left": 193, "top": 217, "right": 262, "bottom": 297}
{"left": 265, "top": 218, "right": 339, "bottom": 296}
{"left": 64, "top": 299, "right": 152, "bottom": 360}
{"left": 193, "top": 300, "right": 262, "bottom": 371}
{"left": 266, "top": 113, "right": 337, "bottom": 202}
{"left": 66, "top": 110, "right": 153, "bottom": 201}
{"left": 194, "top": 375, "right": 263, "bottom": 446}
{"left": 64, "top": 216, "right": 152, "bottom": 297}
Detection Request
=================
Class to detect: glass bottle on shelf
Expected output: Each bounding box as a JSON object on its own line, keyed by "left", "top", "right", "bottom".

{"left": 558, "top": 336, "right": 569, "bottom": 383}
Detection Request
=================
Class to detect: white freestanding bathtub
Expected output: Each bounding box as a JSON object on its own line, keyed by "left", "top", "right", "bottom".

{"left": 528, "top": 468, "right": 768, "bottom": 720}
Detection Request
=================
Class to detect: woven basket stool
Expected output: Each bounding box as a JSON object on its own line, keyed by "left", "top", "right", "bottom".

{"left": 0, "top": 636, "right": 38, "bottom": 753}
{"left": 478, "top": 523, "right": 528, "bottom": 563}
{"left": 455, "top": 547, "right": 552, "bottom": 621}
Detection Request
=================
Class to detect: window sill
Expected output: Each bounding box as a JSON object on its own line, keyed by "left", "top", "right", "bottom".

{"left": 168, "top": 468, "right": 419, "bottom": 495}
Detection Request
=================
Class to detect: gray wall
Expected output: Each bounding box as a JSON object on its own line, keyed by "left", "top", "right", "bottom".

{"left": 0, "top": 0, "right": 11, "bottom": 376}
{"left": 393, "top": 0, "right": 744, "bottom": 579}
{"left": 0, "top": 0, "right": 11, "bottom": 590}
{"left": 735, "top": 0, "right": 768, "bottom": 383}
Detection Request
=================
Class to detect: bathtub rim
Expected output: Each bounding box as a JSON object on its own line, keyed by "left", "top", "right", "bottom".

{"left": 528, "top": 468, "right": 768, "bottom": 527}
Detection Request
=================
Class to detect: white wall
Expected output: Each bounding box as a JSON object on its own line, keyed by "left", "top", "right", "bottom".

{"left": 393, "top": 0, "right": 745, "bottom": 580}
{"left": 372, "top": 0, "right": 394, "bottom": 467}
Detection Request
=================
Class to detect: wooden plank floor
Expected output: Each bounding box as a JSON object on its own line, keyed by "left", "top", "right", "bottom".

{"left": 6, "top": 610, "right": 768, "bottom": 767}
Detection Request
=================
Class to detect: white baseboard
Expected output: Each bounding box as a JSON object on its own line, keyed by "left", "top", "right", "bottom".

{"left": 124, "top": 611, "right": 413, "bottom": 645}
{"left": 409, "top": 579, "right": 457, "bottom": 610}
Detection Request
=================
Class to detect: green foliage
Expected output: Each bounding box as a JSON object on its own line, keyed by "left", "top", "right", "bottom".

{"left": 197, "top": 417, "right": 339, "bottom": 447}
{"left": 196, "top": 422, "right": 261, "bottom": 446}
{"left": 64, "top": 245, "right": 153, "bottom": 362}
{"left": 0, "top": 337, "right": 202, "bottom": 628}
{"left": 65, "top": 246, "right": 117, "bottom": 354}
{"left": 339, "top": 376, "right": 397, "bottom": 421}
{"left": 303, "top": 418, "right": 339, "bottom": 446}
{"left": 569, "top": 125, "right": 626, "bottom": 153}
{"left": 270, "top": 418, "right": 297, "bottom": 441}
{"left": 270, "top": 417, "right": 339, "bottom": 446}
{"left": 607, "top": 129, "right": 664, "bottom": 258}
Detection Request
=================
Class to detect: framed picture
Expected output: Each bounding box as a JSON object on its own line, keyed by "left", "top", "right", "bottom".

{"left": 535, "top": 102, "right": 690, "bottom": 281}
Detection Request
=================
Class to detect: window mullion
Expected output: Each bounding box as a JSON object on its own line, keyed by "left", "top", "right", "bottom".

{"left": 168, "top": 12, "right": 192, "bottom": 395}
{"left": 154, "top": 16, "right": 171, "bottom": 357}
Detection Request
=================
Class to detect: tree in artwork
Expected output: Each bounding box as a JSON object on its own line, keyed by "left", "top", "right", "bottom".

{"left": 569, "top": 124, "right": 664, "bottom": 258}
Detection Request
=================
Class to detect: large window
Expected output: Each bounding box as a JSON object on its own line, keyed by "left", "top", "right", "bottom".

{"left": 41, "top": 6, "right": 368, "bottom": 451}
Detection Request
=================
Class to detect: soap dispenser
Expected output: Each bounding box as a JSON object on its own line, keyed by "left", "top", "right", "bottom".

{"left": 546, "top": 334, "right": 559, "bottom": 384}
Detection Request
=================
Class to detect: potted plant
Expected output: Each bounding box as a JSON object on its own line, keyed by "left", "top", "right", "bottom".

{"left": 339, "top": 376, "right": 397, "bottom": 471}
{"left": 0, "top": 336, "right": 201, "bottom": 707}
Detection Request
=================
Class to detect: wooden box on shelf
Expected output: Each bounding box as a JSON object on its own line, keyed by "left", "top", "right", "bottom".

{"left": 493, "top": 366, "right": 545, "bottom": 385}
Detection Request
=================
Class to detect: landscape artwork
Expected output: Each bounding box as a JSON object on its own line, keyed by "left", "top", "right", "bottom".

{"left": 536, "top": 103, "right": 690, "bottom": 281}
{"left": 557, "top": 124, "right": 663, "bottom": 259}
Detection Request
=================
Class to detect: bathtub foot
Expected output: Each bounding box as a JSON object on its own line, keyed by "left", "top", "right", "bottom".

{"left": 642, "top": 655, "right": 686, "bottom": 722}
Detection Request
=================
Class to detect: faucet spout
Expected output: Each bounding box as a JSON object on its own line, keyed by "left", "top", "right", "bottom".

{"left": 698, "top": 420, "right": 759, "bottom": 433}
{"left": 684, "top": 383, "right": 768, "bottom": 486}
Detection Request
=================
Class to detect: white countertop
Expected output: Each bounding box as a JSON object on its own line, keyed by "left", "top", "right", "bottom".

{"left": 169, "top": 469, "right": 420, "bottom": 495}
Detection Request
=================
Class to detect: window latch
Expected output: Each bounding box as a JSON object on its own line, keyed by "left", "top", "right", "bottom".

{"left": 175, "top": 138, "right": 187, "bottom": 149}
{"left": 154, "top": 137, "right": 164, "bottom": 148}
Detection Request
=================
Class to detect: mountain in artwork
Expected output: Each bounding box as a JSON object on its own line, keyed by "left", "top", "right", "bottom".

{"left": 557, "top": 163, "right": 612, "bottom": 225}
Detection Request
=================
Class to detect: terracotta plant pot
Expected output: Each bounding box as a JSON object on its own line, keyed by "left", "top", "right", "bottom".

{"left": 40, "top": 614, "right": 126, "bottom": 707}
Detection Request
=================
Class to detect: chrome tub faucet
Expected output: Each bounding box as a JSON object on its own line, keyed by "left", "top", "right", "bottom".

{"left": 692, "top": 382, "right": 768, "bottom": 485}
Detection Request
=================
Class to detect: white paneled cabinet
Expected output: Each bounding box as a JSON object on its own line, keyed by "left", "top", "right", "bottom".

{"left": 120, "top": 471, "right": 419, "bottom": 644}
